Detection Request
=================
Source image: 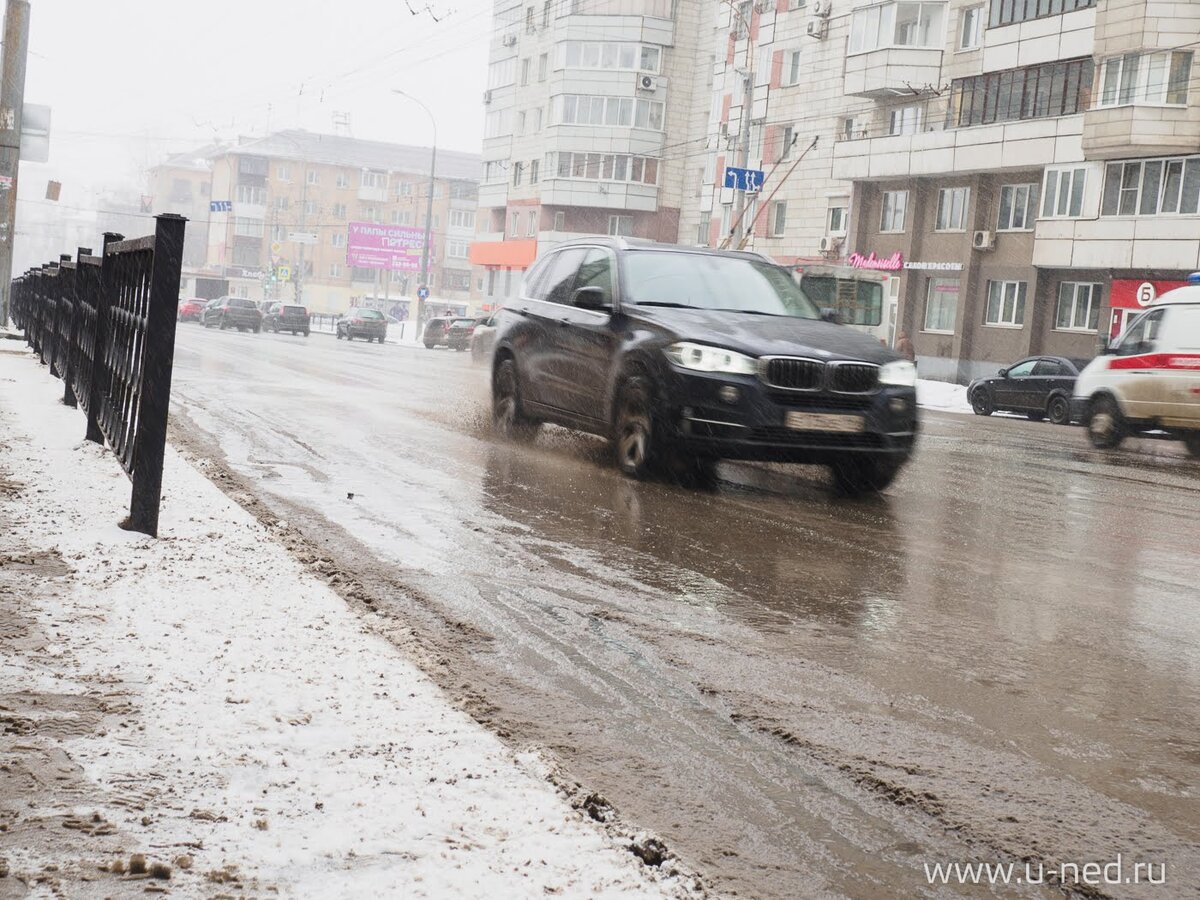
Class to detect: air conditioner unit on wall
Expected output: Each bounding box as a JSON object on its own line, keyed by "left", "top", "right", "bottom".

{"left": 483, "top": 90, "right": 493, "bottom": 105}
{"left": 806, "top": 18, "right": 828, "bottom": 38}
{"left": 812, "top": 0, "right": 832, "bottom": 16}
{"left": 501, "top": 33, "right": 517, "bottom": 47}
{"left": 819, "top": 235, "right": 842, "bottom": 255}
{"left": 973, "top": 230, "right": 995, "bottom": 250}
{"left": 638, "top": 74, "right": 658, "bottom": 92}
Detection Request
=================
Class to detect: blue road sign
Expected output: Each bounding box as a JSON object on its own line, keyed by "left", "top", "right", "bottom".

{"left": 210, "top": 200, "right": 232, "bottom": 212}
{"left": 723, "top": 166, "right": 765, "bottom": 193}
{"left": 417, "top": 286, "right": 430, "bottom": 300}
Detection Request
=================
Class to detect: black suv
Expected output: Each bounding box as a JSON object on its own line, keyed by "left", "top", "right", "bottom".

{"left": 202, "top": 296, "right": 262, "bottom": 332}
{"left": 263, "top": 303, "right": 311, "bottom": 336}
{"left": 336, "top": 308, "right": 387, "bottom": 343}
{"left": 490, "top": 238, "right": 918, "bottom": 494}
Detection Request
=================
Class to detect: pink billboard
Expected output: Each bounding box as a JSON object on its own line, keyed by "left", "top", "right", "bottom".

{"left": 346, "top": 222, "right": 425, "bottom": 272}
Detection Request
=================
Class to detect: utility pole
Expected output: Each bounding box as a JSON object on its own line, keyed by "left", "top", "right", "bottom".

{"left": 731, "top": 68, "right": 754, "bottom": 246}
{"left": 296, "top": 161, "right": 308, "bottom": 306}
{"left": 393, "top": 89, "right": 437, "bottom": 326}
{"left": 0, "top": 0, "right": 30, "bottom": 326}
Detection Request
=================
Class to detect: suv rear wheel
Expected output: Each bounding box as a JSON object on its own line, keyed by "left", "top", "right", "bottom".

{"left": 1086, "top": 395, "right": 1126, "bottom": 450}
{"left": 493, "top": 358, "right": 540, "bottom": 442}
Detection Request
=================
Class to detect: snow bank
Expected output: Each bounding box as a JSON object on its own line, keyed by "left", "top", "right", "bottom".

{"left": 916, "top": 378, "right": 974, "bottom": 415}
{"left": 0, "top": 352, "right": 688, "bottom": 898}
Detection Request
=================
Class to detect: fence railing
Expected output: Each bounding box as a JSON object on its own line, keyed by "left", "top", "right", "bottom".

{"left": 10, "top": 214, "right": 186, "bottom": 537}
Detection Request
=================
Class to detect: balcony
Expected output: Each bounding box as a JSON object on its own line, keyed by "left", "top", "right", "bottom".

{"left": 1082, "top": 105, "right": 1200, "bottom": 161}
{"left": 357, "top": 185, "right": 388, "bottom": 202}
{"left": 537, "top": 179, "right": 658, "bottom": 212}
{"left": 844, "top": 48, "right": 944, "bottom": 99}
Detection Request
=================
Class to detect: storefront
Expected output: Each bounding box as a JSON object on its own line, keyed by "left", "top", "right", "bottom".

{"left": 1108, "top": 277, "right": 1192, "bottom": 340}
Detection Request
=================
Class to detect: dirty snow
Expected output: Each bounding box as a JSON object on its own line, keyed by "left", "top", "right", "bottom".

{"left": 0, "top": 349, "right": 690, "bottom": 898}
{"left": 916, "top": 378, "right": 973, "bottom": 415}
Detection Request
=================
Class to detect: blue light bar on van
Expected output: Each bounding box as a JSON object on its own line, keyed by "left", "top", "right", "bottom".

{"left": 1189, "top": 272, "right": 1200, "bottom": 284}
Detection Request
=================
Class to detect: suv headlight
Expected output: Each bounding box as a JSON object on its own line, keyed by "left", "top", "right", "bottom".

{"left": 666, "top": 342, "right": 757, "bottom": 374}
{"left": 879, "top": 360, "right": 917, "bottom": 387}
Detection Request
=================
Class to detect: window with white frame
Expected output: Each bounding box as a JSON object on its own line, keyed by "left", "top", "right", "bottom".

{"left": 1101, "top": 156, "right": 1200, "bottom": 216}
{"left": 779, "top": 125, "right": 795, "bottom": 160}
{"left": 553, "top": 211, "right": 566, "bottom": 231}
{"left": 889, "top": 105, "right": 923, "bottom": 135}
{"left": 828, "top": 206, "right": 848, "bottom": 235}
{"left": 307, "top": 170, "right": 319, "bottom": 185}
{"left": 332, "top": 233, "right": 346, "bottom": 248}
{"left": 274, "top": 196, "right": 289, "bottom": 211}
{"left": 333, "top": 202, "right": 347, "bottom": 218}
{"left": 517, "top": 111, "right": 527, "bottom": 134}
{"left": 520, "top": 57, "right": 531, "bottom": 85}
{"left": 530, "top": 159, "right": 540, "bottom": 183}
{"left": 849, "top": 2, "right": 946, "bottom": 54}
{"left": 608, "top": 215, "right": 633, "bottom": 236}
{"left": 446, "top": 239, "right": 470, "bottom": 259}
{"left": 449, "top": 209, "right": 475, "bottom": 230}
{"left": 534, "top": 107, "right": 544, "bottom": 131}
{"left": 1096, "top": 51, "right": 1192, "bottom": 108}
{"left": 771, "top": 201, "right": 788, "bottom": 237}
{"left": 558, "top": 41, "right": 662, "bottom": 73}
{"left": 510, "top": 211, "right": 520, "bottom": 236}
{"left": 485, "top": 109, "right": 513, "bottom": 138}
{"left": 985, "top": 280, "right": 1027, "bottom": 327}
{"left": 552, "top": 152, "right": 660, "bottom": 185}
{"left": 330, "top": 263, "right": 342, "bottom": 278}
{"left": 400, "top": 182, "right": 413, "bottom": 197}
{"left": 539, "top": 52, "right": 548, "bottom": 81}
{"left": 513, "top": 161, "right": 524, "bottom": 186}
{"left": 555, "top": 95, "right": 664, "bottom": 129}
{"left": 841, "top": 115, "right": 867, "bottom": 140}
{"left": 935, "top": 187, "right": 970, "bottom": 230}
{"left": 1055, "top": 282, "right": 1101, "bottom": 331}
{"left": 361, "top": 170, "right": 386, "bottom": 189}
{"left": 527, "top": 210, "right": 538, "bottom": 236}
{"left": 488, "top": 57, "right": 517, "bottom": 88}
{"left": 880, "top": 190, "right": 908, "bottom": 232}
{"left": 958, "top": 4, "right": 982, "bottom": 49}
{"left": 924, "top": 277, "right": 959, "bottom": 333}
{"left": 997, "top": 183, "right": 1039, "bottom": 230}
{"left": 235, "top": 184, "right": 266, "bottom": 205}
{"left": 306, "top": 200, "right": 319, "bottom": 216}
{"left": 336, "top": 171, "right": 350, "bottom": 188}
{"left": 1042, "top": 167, "right": 1087, "bottom": 218}
{"left": 783, "top": 49, "right": 802, "bottom": 86}
{"left": 276, "top": 165, "right": 291, "bottom": 181}
{"left": 233, "top": 217, "right": 263, "bottom": 238}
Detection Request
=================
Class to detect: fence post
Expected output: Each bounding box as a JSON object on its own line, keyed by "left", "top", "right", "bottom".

{"left": 85, "top": 233, "right": 121, "bottom": 445}
{"left": 61, "top": 252, "right": 82, "bottom": 408}
{"left": 126, "top": 214, "right": 185, "bottom": 537}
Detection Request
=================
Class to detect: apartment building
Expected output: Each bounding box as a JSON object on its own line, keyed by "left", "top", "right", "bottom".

{"left": 829, "top": 0, "right": 1200, "bottom": 381}
{"left": 151, "top": 131, "right": 480, "bottom": 314}
{"left": 469, "top": 0, "right": 709, "bottom": 307}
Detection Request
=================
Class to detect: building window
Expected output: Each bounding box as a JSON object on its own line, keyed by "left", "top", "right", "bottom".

{"left": 525, "top": 5, "right": 534, "bottom": 31}
{"left": 888, "top": 105, "right": 923, "bottom": 135}
{"left": 556, "top": 95, "right": 665, "bottom": 130}
{"left": 272, "top": 224, "right": 286, "bottom": 242}
{"left": 513, "top": 162, "right": 524, "bottom": 186}
{"left": 553, "top": 211, "right": 566, "bottom": 231}
{"left": 330, "top": 263, "right": 342, "bottom": 278}
{"left": 552, "top": 152, "right": 660, "bottom": 185}
{"left": 521, "top": 58, "right": 531, "bottom": 85}
{"left": 841, "top": 115, "right": 866, "bottom": 140}
{"left": 361, "top": 170, "right": 387, "bottom": 189}
{"left": 235, "top": 184, "right": 266, "bottom": 205}
{"left": 307, "top": 170, "right": 319, "bottom": 185}
{"left": 560, "top": 41, "right": 663, "bottom": 73}
{"left": 306, "top": 200, "right": 319, "bottom": 216}
{"left": 276, "top": 165, "right": 290, "bottom": 181}
{"left": 400, "top": 182, "right": 413, "bottom": 197}
{"left": 783, "top": 49, "right": 802, "bottom": 86}
{"left": 935, "top": 187, "right": 970, "bottom": 231}
{"left": 948, "top": 58, "right": 1094, "bottom": 127}
{"left": 446, "top": 239, "right": 470, "bottom": 259}
{"left": 958, "top": 4, "right": 983, "bottom": 49}
{"left": 924, "top": 277, "right": 959, "bottom": 333}
{"left": 608, "top": 215, "right": 633, "bottom": 236}
{"left": 779, "top": 125, "right": 795, "bottom": 160}
{"left": 274, "top": 196, "right": 290, "bottom": 211}
{"left": 849, "top": 2, "right": 946, "bottom": 54}
{"left": 997, "top": 183, "right": 1039, "bottom": 230}
{"left": 539, "top": 52, "right": 548, "bottom": 81}
{"left": 332, "top": 233, "right": 346, "bottom": 248}
{"left": 989, "top": 0, "right": 1096, "bottom": 28}
{"left": 449, "top": 209, "right": 475, "bottom": 229}
{"left": 530, "top": 159, "right": 540, "bottom": 183}
{"left": 510, "top": 211, "right": 520, "bottom": 236}
{"left": 828, "top": 206, "right": 847, "bottom": 235}
{"left": 337, "top": 171, "right": 350, "bottom": 188}
{"left": 233, "top": 217, "right": 264, "bottom": 238}
{"left": 880, "top": 190, "right": 908, "bottom": 232}
{"left": 1101, "top": 156, "right": 1200, "bottom": 216}
{"left": 527, "top": 210, "right": 538, "bottom": 236}
{"left": 517, "top": 111, "right": 527, "bottom": 134}
{"left": 1055, "top": 282, "right": 1101, "bottom": 331}
{"left": 771, "top": 201, "right": 788, "bottom": 237}
{"left": 534, "top": 107, "right": 544, "bottom": 131}
{"left": 985, "top": 280, "right": 1027, "bottom": 327}
{"left": 1097, "top": 51, "right": 1193, "bottom": 107}
{"left": 333, "top": 202, "right": 347, "bottom": 218}
{"left": 1042, "top": 167, "right": 1087, "bottom": 217}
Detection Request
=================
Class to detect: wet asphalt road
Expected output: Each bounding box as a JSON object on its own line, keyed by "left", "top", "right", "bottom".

{"left": 170, "top": 325, "right": 1200, "bottom": 898}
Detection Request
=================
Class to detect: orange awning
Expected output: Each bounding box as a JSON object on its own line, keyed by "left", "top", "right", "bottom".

{"left": 468, "top": 239, "right": 538, "bottom": 268}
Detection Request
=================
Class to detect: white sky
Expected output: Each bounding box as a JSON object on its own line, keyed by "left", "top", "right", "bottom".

{"left": 19, "top": 0, "right": 492, "bottom": 206}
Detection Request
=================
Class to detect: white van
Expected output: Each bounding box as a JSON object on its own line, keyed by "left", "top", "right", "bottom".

{"left": 1073, "top": 280, "right": 1200, "bottom": 457}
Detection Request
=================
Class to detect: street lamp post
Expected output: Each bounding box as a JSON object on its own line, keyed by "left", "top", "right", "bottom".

{"left": 392, "top": 89, "right": 437, "bottom": 328}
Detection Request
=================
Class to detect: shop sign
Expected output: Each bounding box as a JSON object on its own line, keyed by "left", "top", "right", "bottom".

{"left": 1110, "top": 279, "right": 1189, "bottom": 309}
{"left": 904, "top": 261, "right": 963, "bottom": 271}
{"left": 848, "top": 251, "right": 903, "bottom": 271}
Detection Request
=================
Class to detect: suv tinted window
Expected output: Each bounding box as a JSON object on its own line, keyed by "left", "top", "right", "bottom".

{"left": 282, "top": 305, "right": 306, "bottom": 315}
{"left": 231, "top": 298, "right": 257, "bottom": 309}
{"left": 523, "top": 256, "right": 556, "bottom": 300}
{"left": 541, "top": 249, "right": 588, "bottom": 305}
{"left": 574, "top": 248, "right": 614, "bottom": 305}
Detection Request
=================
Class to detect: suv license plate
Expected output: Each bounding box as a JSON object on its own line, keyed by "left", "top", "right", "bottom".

{"left": 784, "top": 412, "right": 865, "bottom": 433}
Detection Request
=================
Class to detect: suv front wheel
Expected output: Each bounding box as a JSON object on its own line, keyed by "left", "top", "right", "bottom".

{"left": 613, "top": 376, "right": 663, "bottom": 479}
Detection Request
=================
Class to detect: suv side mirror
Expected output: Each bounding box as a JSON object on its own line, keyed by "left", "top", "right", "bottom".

{"left": 572, "top": 286, "right": 609, "bottom": 311}
{"left": 819, "top": 307, "right": 843, "bottom": 324}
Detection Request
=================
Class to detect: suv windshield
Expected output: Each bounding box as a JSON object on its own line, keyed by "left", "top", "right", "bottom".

{"left": 360, "top": 310, "right": 384, "bottom": 319}
{"left": 623, "top": 251, "right": 820, "bottom": 319}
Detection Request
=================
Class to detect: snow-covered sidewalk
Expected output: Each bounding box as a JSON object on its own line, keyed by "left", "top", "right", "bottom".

{"left": 0, "top": 346, "right": 691, "bottom": 898}
{"left": 916, "top": 378, "right": 973, "bottom": 415}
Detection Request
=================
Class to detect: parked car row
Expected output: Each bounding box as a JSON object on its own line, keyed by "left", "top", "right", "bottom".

{"left": 968, "top": 356, "right": 1087, "bottom": 425}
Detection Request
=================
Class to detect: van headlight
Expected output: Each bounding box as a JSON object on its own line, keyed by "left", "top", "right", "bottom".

{"left": 665, "top": 342, "right": 758, "bottom": 374}
{"left": 879, "top": 360, "right": 917, "bottom": 386}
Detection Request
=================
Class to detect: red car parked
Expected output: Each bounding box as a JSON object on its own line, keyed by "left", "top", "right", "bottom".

{"left": 177, "top": 298, "right": 205, "bottom": 322}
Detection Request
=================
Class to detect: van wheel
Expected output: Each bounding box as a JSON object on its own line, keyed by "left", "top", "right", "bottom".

{"left": 614, "top": 376, "right": 663, "bottom": 479}
{"left": 493, "top": 358, "right": 540, "bottom": 442}
{"left": 1047, "top": 395, "right": 1070, "bottom": 425}
{"left": 1087, "top": 395, "right": 1126, "bottom": 450}
{"left": 831, "top": 456, "right": 902, "bottom": 496}
{"left": 1184, "top": 431, "right": 1200, "bottom": 459}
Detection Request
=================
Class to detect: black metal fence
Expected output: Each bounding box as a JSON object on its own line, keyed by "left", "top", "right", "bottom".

{"left": 9, "top": 214, "right": 186, "bottom": 537}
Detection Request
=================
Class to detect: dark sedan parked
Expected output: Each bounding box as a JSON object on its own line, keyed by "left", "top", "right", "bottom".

{"left": 336, "top": 308, "right": 387, "bottom": 343}
{"left": 422, "top": 317, "right": 453, "bottom": 349}
{"left": 202, "top": 297, "right": 262, "bottom": 332}
{"left": 968, "top": 356, "right": 1088, "bottom": 424}
{"left": 264, "top": 303, "right": 311, "bottom": 335}
{"left": 490, "top": 238, "right": 918, "bottom": 495}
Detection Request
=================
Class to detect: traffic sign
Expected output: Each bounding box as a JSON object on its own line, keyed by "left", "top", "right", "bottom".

{"left": 277, "top": 266, "right": 291, "bottom": 281}
{"left": 417, "top": 286, "right": 430, "bottom": 300}
{"left": 289, "top": 231, "right": 318, "bottom": 245}
{"left": 270, "top": 241, "right": 282, "bottom": 255}
{"left": 210, "top": 200, "right": 232, "bottom": 212}
{"left": 723, "top": 166, "right": 765, "bottom": 193}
